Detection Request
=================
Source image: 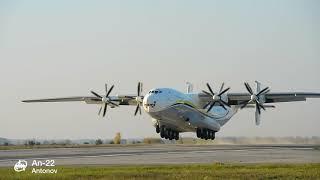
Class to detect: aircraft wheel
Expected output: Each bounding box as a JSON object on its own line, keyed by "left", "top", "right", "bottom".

{"left": 175, "top": 132, "right": 179, "bottom": 140}
{"left": 196, "top": 128, "right": 200, "bottom": 138}
{"left": 211, "top": 131, "right": 216, "bottom": 140}
{"left": 199, "top": 128, "right": 204, "bottom": 139}
{"left": 209, "top": 130, "right": 213, "bottom": 139}
{"left": 169, "top": 130, "right": 173, "bottom": 140}
{"left": 204, "top": 129, "right": 208, "bottom": 140}
{"left": 166, "top": 130, "right": 170, "bottom": 139}
{"left": 156, "top": 125, "right": 160, "bottom": 133}
{"left": 160, "top": 126, "right": 165, "bottom": 138}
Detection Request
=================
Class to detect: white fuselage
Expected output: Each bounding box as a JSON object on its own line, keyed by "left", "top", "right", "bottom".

{"left": 142, "top": 88, "right": 238, "bottom": 133}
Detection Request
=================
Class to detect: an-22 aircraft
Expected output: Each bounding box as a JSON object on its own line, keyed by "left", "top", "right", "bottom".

{"left": 23, "top": 81, "right": 320, "bottom": 141}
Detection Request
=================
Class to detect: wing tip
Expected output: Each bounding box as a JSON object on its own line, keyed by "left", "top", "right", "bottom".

{"left": 22, "top": 100, "right": 33, "bottom": 103}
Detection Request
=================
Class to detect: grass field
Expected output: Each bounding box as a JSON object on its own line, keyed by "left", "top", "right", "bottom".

{"left": 0, "top": 163, "right": 320, "bottom": 180}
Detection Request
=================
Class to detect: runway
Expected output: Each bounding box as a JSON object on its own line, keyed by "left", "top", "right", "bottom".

{"left": 0, "top": 144, "right": 319, "bottom": 167}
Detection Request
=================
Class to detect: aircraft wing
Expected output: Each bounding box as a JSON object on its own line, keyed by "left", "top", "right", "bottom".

{"left": 22, "top": 83, "right": 145, "bottom": 116}
{"left": 22, "top": 95, "right": 138, "bottom": 105}
{"left": 22, "top": 83, "right": 144, "bottom": 106}
{"left": 199, "top": 92, "right": 320, "bottom": 105}
{"left": 227, "top": 92, "right": 320, "bottom": 105}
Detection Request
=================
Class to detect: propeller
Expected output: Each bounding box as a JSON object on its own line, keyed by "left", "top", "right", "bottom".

{"left": 240, "top": 82, "right": 271, "bottom": 125}
{"left": 133, "top": 82, "right": 144, "bottom": 116}
{"left": 91, "top": 84, "right": 119, "bottom": 117}
{"left": 202, "top": 83, "right": 231, "bottom": 112}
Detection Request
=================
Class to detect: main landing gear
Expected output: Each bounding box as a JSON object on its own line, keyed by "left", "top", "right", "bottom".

{"left": 196, "top": 128, "right": 216, "bottom": 140}
{"left": 156, "top": 125, "right": 179, "bottom": 140}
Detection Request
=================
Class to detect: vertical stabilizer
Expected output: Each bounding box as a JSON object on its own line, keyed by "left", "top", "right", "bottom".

{"left": 186, "top": 82, "right": 193, "bottom": 93}
{"left": 255, "top": 81, "right": 261, "bottom": 93}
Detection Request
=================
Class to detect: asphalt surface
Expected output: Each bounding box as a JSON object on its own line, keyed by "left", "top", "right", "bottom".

{"left": 0, "top": 144, "right": 319, "bottom": 167}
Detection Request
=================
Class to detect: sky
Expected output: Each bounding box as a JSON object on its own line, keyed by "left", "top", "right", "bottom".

{"left": 0, "top": 0, "right": 319, "bottom": 139}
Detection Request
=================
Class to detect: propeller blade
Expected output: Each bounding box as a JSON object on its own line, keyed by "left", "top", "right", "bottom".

{"left": 218, "top": 87, "right": 230, "bottom": 96}
{"left": 257, "top": 87, "right": 269, "bottom": 96}
{"left": 106, "top": 85, "right": 114, "bottom": 97}
{"left": 256, "top": 101, "right": 261, "bottom": 114}
{"left": 240, "top": 100, "right": 249, "bottom": 109}
{"left": 134, "top": 105, "right": 140, "bottom": 116}
{"left": 265, "top": 105, "right": 275, "bottom": 108}
{"left": 202, "top": 90, "right": 212, "bottom": 96}
{"left": 220, "top": 104, "right": 227, "bottom": 110}
{"left": 139, "top": 105, "right": 142, "bottom": 115}
{"left": 258, "top": 103, "right": 266, "bottom": 111}
{"left": 105, "top": 84, "right": 108, "bottom": 94}
{"left": 220, "top": 100, "right": 231, "bottom": 107}
{"left": 206, "top": 83, "right": 215, "bottom": 95}
{"left": 91, "top": 91, "right": 102, "bottom": 98}
{"left": 260, "top": 89, "right": 271, "bottom": 95}
{"left": 108, "top": 101, "right": 119, "bottom": 107}
{"left": 103, "top": 103, "right": 107, "bottom": 117}
{"left": 98, "top": 106, "right": 102, "bottom": 115}
{"left": 219, "top": 82, "right": 225, "bottom": 93}
{"left": 255, "top": 109, "right": 261, "bottom": 126}
{"left": 137, "top": 82, "right": 141, "bottom": 96}
{"left": 207, "top": 102, "right": 215, "bottom": 112}
{"left": 244, "top": 82, "right": 253, "bottom": 94}
{"left": 203, "top": 101, "right": 211, "bottom": 109}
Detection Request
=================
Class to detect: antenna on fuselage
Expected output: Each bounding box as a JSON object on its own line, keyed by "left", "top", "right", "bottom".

{"left": 186, "top": 82, "right": 193, "bottom": 93}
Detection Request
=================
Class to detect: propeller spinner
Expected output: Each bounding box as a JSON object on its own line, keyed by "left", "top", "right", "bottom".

{"left": 134, "top": 82, "right": 143, "bottom": 116}
{"left": 240, "top": 82, "right": 272, "bottom": 125}
{"left": 202, "top": 83, "right": 231, "bottom": 112}
{"left": 91, "top": 84, "right": 119, "bottom": 117}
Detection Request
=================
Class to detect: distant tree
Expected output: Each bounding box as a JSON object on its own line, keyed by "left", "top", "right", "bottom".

{"left": 95, "top": 139, "right": 103, "bottom": 145}
{"left": 35, "top": 142, "right": 41, "bottom": 145}
{"left": 143, "top": 138, "right": 151, "bottom": 144}
{"left": 143, "top": 138, "right": 161, "bottom": 144}
{"left": 64, "top": 139, "right": 72, "bottom": 145}
{"left": 113, "top": 132, "right": 121, "bottom": 144}
{"left": 4, "top": 142, "right": 9, "bottom": 146}
{"left": 83, "top": 142, "right": 90, "bottom": 145}
{"left": 28, "top": 140, "right": 35, "bottom": 146}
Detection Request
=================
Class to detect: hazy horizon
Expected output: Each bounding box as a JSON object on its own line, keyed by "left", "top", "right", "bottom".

{"left": 1, "top": 0, "right": 319, "bottom": 139}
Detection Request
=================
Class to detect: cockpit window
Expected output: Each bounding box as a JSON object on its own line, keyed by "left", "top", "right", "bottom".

{"left": 149, "top": 90, "right": 162, "bottom": 94}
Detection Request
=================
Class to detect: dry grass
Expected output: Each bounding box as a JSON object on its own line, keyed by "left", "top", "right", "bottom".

{"left": 0, "top": 163, "right": 319, "bottom": 180}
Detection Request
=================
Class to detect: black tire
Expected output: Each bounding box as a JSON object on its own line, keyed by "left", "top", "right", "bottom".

{"left": 209, "top": 130, "right": 213, "bottom": 139}
{"left": 204, "top": 129, "right": 208, "bottom": 140}
{"left": 156, "top": 125, "right": 160, "bottom": 133}
{"left": 160, "top": 126, "right": 165, "bottom": 138}
{"left": 165, "top": 129, "right": 170, "bottom": 139}
{"left": 175, "top": 132, "right": 179, "bottom": 140}
{"left": 196, "top": 129, "right": 200, "bottom": 138}
{"left": 168, "top": 129, "right": 173, "bottom": 140}
{"left": 211, "top": 131, "right": 216, "bottom": 140}
{"left": 199, "top": 129, "right": 203, "bottom": 139}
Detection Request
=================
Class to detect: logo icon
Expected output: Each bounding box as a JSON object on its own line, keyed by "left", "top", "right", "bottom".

{"left": 14, "top": 160, "right": 28, "bottom": 172}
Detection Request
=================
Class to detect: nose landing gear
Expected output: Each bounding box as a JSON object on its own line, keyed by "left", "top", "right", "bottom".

{"left": 156, "top": 125, "right": 160, "bottom": 133}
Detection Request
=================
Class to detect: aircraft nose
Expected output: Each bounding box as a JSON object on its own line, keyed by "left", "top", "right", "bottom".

{"left": 143, "top": 93, "right": 157, "bottom": 112}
